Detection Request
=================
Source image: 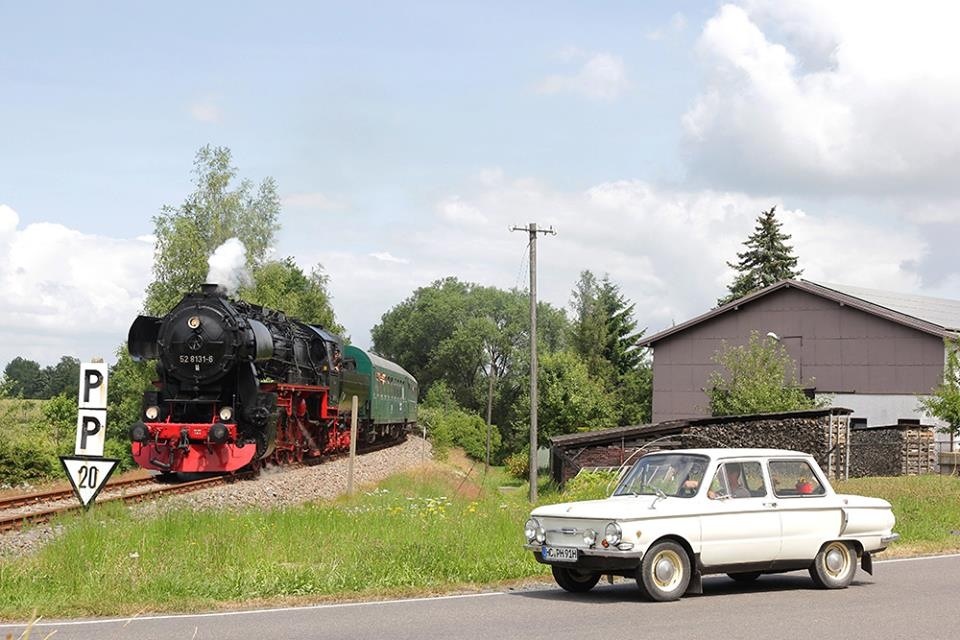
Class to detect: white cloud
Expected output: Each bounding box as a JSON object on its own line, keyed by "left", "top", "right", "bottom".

{"left": 683, "top": 1, "right": 960, "bottom": 196}
{"left": 281, "top": 192, "right": 344, "bottom": 211}
{"left": 437, "top": 197, "right": 488, "bottom": 225}
{"left": 287, "top": 177, "right": 941, "bottom": 348}
{"left": 369, "top": 252, "right": 409, "bottom": 264}
{"left": 537, "top": 51, "right": 629, "bottom": 101}
{"left": 0, "top": 204, "right": 153, "bottom": 366}
{"left": 189, "top": 98, "right": 223, "bottom": 124}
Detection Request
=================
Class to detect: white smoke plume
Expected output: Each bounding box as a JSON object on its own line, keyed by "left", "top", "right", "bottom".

{"left": 206, "top": 238, "right": 253, "bottom": 295}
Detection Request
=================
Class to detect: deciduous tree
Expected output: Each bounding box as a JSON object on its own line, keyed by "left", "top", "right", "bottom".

{"left": 708, "top": 331, "right": 817, "bottom": 416}
{"left": 1, "top": 357, "right": 46, "bottom": 398}
{"left": 145, "top": 145, "right": 280, "bottom": 315}
{"left": 508, "top": 350, "right": 617, "bottom": 449}
{"left": 918, "top": 339, "right": 960, "bottom": 441}
{"left": 247, "top": 258, "right": 343, "bottom": 333}
{"left": 371, "top": 277, "right": 569, "bottom": 441}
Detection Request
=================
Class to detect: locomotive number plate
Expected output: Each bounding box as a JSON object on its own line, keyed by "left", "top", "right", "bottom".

{"left": 541, "top": 546, "right": 578, "bottom": 563}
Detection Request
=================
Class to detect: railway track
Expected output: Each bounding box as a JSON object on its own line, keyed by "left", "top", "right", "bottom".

{"left": 0, "top": 433, "right": 406, "bottom": 534}
{"left": 0, "top": 472, "right": 255, "bottom": 534}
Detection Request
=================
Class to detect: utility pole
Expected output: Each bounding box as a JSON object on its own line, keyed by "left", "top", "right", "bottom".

{"left": 485, "top": 352, "right": 495, "bottom": 476}
{"left": 511, "top": 222, "right": 556, "bottom": 502}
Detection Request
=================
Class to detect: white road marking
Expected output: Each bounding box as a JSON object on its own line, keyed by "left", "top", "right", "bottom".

{"left": 0, "top": 591, "right": 505, "bottom": 628}
{"left": 876, "top": 552, "right": 960, "bottom": 564}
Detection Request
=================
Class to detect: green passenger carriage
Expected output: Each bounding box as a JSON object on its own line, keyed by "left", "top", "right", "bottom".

{"left": 340, "top": 345, "right": 418, "bottom": 439}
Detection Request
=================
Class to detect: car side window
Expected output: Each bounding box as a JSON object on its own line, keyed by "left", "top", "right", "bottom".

{"left": 708, "top": 461, "right": 766, "bottom": 499}
{"left": 768, "top": 460, "right": 826, "bottom": 498}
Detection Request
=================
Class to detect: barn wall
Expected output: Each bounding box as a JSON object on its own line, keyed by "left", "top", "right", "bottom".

{"left": 651, "top": 287, "right": 945, "bottom": 422}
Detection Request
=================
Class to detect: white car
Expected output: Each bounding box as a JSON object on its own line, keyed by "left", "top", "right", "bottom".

{"left": 524, "top": 448, "right": 898, "bottom": 601}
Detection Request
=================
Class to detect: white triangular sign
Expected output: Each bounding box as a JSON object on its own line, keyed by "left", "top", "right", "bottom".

{"left": 60, "top": 456, "right": 119, "bottom": 507}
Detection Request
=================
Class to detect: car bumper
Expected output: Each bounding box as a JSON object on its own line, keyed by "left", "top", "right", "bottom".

{"left": 524, "top": 544, "right": 644, "bottom": 571}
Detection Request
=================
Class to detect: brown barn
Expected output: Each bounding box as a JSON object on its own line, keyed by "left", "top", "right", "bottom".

{"left": 639, "top": 280, "right": 959, "bottom": 430}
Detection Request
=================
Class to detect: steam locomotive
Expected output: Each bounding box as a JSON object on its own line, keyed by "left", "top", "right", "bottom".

{"left": 127, "top": 284, "right": 417, "bottom": 473}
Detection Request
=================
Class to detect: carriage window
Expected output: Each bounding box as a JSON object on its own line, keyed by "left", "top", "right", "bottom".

{"left": 768, "top": 460, "right": 825, "bottom": 497}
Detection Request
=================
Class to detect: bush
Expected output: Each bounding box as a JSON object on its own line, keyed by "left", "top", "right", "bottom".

{"left": 0, "top": 438, "right": 59, "bottom": 486}
{"left": 562, "top": 470, "right": 619, "bottom": 501}
{"left": 420, "top": 383, "right": 501, "bottom": 462}
{"left": 505, "top": 451, "right": 528, "bottom": 480}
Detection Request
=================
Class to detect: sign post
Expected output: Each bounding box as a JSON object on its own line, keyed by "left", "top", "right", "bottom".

{"left": 347, "top": 395, "right": 358, "bottom": 495}
{"left": 60, "top": 361, "right": 119, "bottom": 508}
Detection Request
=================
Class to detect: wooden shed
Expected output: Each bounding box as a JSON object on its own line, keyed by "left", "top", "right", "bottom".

{"left": 549, "top": 407, "right": 853, "bottom": 487}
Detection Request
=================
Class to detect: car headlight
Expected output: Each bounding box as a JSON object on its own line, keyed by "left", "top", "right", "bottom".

{"left": 219, "top": 406, "right": 234, "bottom": 421}
{"left": 604, "top": 522, "right": 622, "bottom": 547}
{"left": 145, "top": 405, "right": 160, "bottom": 420}
{"left": 524, "top": 518, "right": 540, "bottom": 543}
{"left": 583, "top": 529, "right": 598, "bottom": 546}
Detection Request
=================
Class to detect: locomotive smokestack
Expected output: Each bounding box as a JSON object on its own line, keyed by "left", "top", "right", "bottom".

{"left": 201, "top": 283, "right": 223, "bottom": 296}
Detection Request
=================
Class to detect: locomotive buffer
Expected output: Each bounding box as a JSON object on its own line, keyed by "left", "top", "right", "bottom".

{"left": 59, "top": 361, "right": 119, "bottom": 508}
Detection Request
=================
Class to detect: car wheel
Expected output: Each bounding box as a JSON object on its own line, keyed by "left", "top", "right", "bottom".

{"left": 637, "top": 540, "right": 691, "bottom": 602}
{"left": 551, "top": 566, "right": 601, "bottom": 593}
{"left": 809, "top": 541, "right": 857, "bottom": 589}
{"left": 727, "top": 571, "right": 762, "bottom": 583}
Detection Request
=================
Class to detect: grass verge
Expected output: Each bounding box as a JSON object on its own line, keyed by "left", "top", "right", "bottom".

{"left": 836, "top": 474, "right": 960, "bottom": 557}
{"left": 0, "top": 463, "right": 546, "bottom": 620}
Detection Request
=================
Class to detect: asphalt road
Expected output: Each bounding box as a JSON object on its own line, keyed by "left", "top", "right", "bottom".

{"left": 3, "top": 554, "right": 958, "bottom": 640}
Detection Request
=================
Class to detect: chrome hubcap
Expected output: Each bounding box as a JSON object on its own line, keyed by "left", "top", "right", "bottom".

{"left": 655, "top": 558, "right": 676, "bottom": 583}
{"left": 652, "top": 550, "right": 683, "bottom": 589}
{"left": 825, "top": 544, "right": 848, "bottom": 576}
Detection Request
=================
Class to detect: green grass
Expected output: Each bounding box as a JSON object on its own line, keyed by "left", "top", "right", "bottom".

{"left": 0, "top": 465, "right": 546, "bottom": 619}
{"left": 836, "top": 474, "right": 960, "bottom": 554}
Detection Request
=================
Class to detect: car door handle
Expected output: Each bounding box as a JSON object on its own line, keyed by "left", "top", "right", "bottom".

{"left": 763, "top": 502, "right": 778, "bottom": 508}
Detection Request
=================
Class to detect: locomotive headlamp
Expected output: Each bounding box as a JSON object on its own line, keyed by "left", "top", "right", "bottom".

{"left": 219, "top": 406, "right": 234, "bottom": 421}
{"left": 187, "top": 315, "right": 201, "bottom": 329}
{"left": 145, "top": 405, "right": 160, "bottom": 420}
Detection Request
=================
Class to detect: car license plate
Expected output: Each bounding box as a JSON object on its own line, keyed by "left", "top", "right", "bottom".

{"left": 541, "top": 546, "right": 578, "bottom": 563}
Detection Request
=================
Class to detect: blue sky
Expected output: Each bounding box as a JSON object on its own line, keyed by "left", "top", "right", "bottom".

{"left": 2, "top": 1, "right": 960, "bottom": 367}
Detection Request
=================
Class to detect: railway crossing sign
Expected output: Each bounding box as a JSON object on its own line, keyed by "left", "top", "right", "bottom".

{"left": 59, "top": 456, "right": 119, "bottom": 507}
{"left": 60, "top": 361, "right": 117, "bottom": 508}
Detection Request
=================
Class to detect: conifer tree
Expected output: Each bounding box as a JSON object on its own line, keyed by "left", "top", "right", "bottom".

{"left": 720, "top": 206, "right": 801, "bottom": 305}
{"left": 569, "top": 271, "right": 651, "bottom": 424}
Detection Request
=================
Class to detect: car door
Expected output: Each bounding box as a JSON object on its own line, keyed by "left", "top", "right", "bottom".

{"left": 698, "top": 460, "right": 782, "bottom": 568}
{"left": 768, "top": 458, "right": 840, "bottom": 561}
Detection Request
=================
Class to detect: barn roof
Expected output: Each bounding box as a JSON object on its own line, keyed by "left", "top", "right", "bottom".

{"left": 639, "top": 279, "right": 960, "bottom": 346}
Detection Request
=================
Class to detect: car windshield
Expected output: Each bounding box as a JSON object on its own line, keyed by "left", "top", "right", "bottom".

{"left": 614, "top": 453, "right": 709, "bottom": 498}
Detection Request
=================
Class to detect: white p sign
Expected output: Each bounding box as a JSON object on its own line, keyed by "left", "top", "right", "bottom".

{"left": 76, "top": 362, "right": 109, "bottom": 456}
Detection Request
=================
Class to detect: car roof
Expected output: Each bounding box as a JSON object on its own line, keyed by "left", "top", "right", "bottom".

{"left": 641, "top": 447, "right": 812, "bottom": 459}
